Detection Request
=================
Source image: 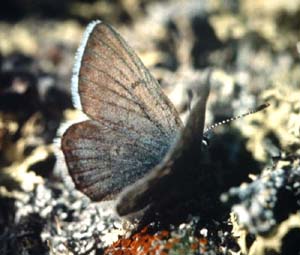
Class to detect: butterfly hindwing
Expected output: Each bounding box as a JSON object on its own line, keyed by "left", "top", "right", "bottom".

{"left": 62, "top": 120, "right": 173, "bottom": 201}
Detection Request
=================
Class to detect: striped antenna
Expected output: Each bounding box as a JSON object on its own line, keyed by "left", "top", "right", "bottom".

{"left": 204, "top": 103, "right": 270, "bottom": 135}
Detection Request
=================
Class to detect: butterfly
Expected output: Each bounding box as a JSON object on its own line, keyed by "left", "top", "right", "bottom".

{"left": 61, "top": 20, "right": 267, "bottom": 223}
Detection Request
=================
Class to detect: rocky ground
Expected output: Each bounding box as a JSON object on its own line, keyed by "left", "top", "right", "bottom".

{"left": 0, "top": 0, "right": 300, "bottom": 254}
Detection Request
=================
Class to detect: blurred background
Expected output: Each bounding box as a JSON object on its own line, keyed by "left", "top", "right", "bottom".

{"left": 0, "top": 0, "right": 300, "bottom": 254}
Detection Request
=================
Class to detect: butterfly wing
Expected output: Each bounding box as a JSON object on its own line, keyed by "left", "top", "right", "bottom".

{"left": 72, "top": 20, "right": 182, "bottom": 138}
{"left": 62, "top": 120, "right": 172, "bottom": 201}
{"left": 116, "top": 72, "right": 211, "bottom": 216}
{"left": 62, "top": 20, "right": 183, "bottom": 201}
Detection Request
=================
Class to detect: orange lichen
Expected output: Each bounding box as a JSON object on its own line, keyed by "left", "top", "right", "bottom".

{"left": 104, "top": 226, "right": 208, "bottom": 255}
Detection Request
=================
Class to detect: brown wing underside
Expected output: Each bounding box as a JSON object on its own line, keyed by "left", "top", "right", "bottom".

{"left": 77, "top": 22, "right": 183, "bottom": 140}
{"left": 62, "top": 21, "right": 184, "bottom": 201}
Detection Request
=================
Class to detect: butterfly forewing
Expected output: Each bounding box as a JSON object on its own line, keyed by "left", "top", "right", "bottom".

{"left": 74, "top": 21, "right": 182, "bottom": 138}
{"left": 62, "top": 20, "right": 183, "bottom": 201}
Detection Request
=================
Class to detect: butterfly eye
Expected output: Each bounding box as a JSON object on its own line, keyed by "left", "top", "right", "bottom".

{"left": 202, "top": 136, "right": 210, "bottom": 147}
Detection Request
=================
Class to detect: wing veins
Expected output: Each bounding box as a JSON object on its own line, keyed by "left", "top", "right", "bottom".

{"left": 81, "top": 76, "right": 137, "bottom": 106}
{"left": 64, "top": 142, "right": 163, "bottom": 158}
{"left": 94, "top": 31, "right": 175, "bottom": 133}
{"left": 100, "top": 25, "right": 178, "bottom": 132}
{"left": 84, "top": 47, "right": 135, "bottom": 85}
{"left": 93, "top": 32, "right": 143, "bottom": 83}
{"left": 83, "top": 62, "right": 170, "bottom": 137}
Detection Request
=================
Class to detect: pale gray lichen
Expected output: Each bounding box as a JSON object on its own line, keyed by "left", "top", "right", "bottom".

{"left": 223, "top": 166, "right": 300, "bottom": 235}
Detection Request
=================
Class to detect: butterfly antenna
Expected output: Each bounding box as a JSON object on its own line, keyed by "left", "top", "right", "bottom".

{"left": 204, "top": 103, "right": 270, "bottom": 136}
